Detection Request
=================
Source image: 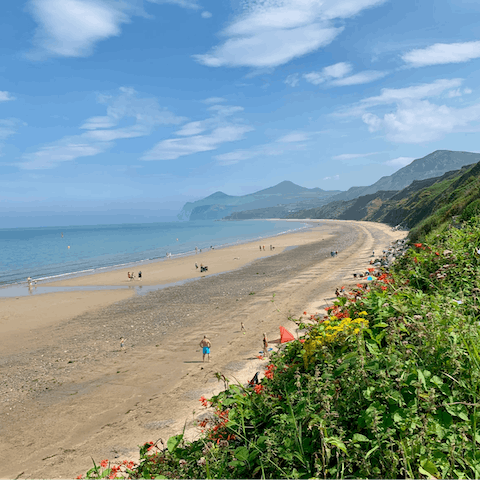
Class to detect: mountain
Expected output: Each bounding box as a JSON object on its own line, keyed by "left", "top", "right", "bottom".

{"left": 328, "top": 150, "right": 480, "bottom": 202}
{"left": 289, "top": 159, "right": 480, "bottom": 243}
{"left": 178, "top": 181, "right": 342, "bottom": 221}
{"left": 287, "top": 191, "right": 398, "bottom": 221}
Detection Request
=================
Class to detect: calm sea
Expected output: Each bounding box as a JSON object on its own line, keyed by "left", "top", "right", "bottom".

{"left": 0, "top": 220, "right": 308, "bottom": 286}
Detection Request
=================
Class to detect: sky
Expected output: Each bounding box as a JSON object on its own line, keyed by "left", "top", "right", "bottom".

{"left": 2, "top": 0, "right": 480, "bottom": 226}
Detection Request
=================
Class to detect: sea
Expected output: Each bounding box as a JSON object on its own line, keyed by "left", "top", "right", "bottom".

{"left": 0, "top": 219, "right": 309, "bottom": 288}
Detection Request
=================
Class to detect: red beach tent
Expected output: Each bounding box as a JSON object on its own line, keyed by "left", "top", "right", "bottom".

{"left": 279, "top": 326, "right": 295, "bottom": 343}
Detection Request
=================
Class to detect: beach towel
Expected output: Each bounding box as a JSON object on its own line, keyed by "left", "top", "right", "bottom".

{"left": 279, "top": 326, "right": 295, "bottom": 343}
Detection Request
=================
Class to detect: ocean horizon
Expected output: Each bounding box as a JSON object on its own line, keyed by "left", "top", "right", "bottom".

{"left": 0, "top": 219, "right": 310, "bottom": 287}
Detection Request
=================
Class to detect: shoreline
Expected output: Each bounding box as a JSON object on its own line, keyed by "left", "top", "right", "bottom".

{"left": 0, "top": 219, "right": 312, "bottom": 290}
{"left": 0, "top": 220, "right": 408, "bottom": 478}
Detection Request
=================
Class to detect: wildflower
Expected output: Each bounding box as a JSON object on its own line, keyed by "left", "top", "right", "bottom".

{"left": 100, "top": 460, "right": 109, "bottom": 468}
{"left": 257, "top": 355, "right": 263, "bottom": 359}
{"left": 435, "top": 252, "right": 440, "bottom": 256}
{"left": 254, "top": 384, "right": 264, "bottom": 394}
{"left": 358, "top": 311, "right": 368, "bottom": 315}
{"left": 179, "top": 459, "right": 187, "bottom": 467}
{"left": 199, "top": 396, "right": 209, "bottom": 407}
{"left": 197, "top": 457, "right": 207, "bottom": 466}
{"left": 218, "top": 439, "right": 229, "bottom": 448}
{"left": 303, "top": 311, "right": 307, "bottom": 315}
{"left": 414, "top": 257, "right": 418, "bottom": 263}
{"left": 76, "top": 476, "right": 83, "bottom": 479}
{"left": 381, "top": 286, "right": 388, "bottom": 291}
{"left": 414, "top": 243, "right": 423, "bottom": 248}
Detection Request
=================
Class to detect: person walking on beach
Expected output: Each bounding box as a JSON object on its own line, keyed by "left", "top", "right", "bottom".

{"left": 200, "top": 335, "right": 211, "bottom": 362}
{"left": 195, "top": 262, "right": 198, "bottom": 269}
{"left": 241, "top": 322, "right": 246, "bottom": 334}
{"left": 259, "top": 245, "right": 262, "bottom": 251}
{"left": 263, "top": 333, "right": 269, "bottom": 358}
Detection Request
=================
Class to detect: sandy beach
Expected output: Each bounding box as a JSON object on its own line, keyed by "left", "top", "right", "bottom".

{"left": 0, "top": 220, "right": 407, "bottom": 479}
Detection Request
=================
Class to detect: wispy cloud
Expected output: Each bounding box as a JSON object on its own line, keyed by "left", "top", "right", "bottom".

{"left": 402, "top": 41, "right": 480, "bottom": 67}
{"left": 215, "top": 130, "right": 311, "bottom": 165}
{"left": 299, "top": 62, "right": 386, "bottom": 88}
{"left": 0, "top": 91, "right": 15, "bottom": 102}
{"left": 202, "top": 97, "right": 226, "bottom": 104}
{"left": 285, "top": 73, "right": 300, "bottom": 87}
{"left": 143, "top": 102, "right": 252, "bottom": 160}
{"left": 0, "top": 119, "right": 24, "bottom": 156}
{"left": 27, "top": 0, "right": 201, "bottom": 59}
{"left": 329, "top": 70, "right": 387, "bottom": 86}
{"left": 323, "top": 174, "right": 340, "bottom": 180}
{"left": 384, "top": 157, "right": 415, "bottom": 167}
{"left": 194, "top": 0, "right": 388, "bottom": 69}
{"left": 21, "top": 87, "right": 184, "bottom": 169}
{"left": 201, "top": 10, "right": 212, "bottom": 18}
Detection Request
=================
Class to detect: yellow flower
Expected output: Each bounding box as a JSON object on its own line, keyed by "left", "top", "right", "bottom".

{"left": 358, "top": 311, "right": 368, "bottom": 316}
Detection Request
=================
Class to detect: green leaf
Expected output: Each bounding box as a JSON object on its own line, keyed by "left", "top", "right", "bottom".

{"left": 420, "top": 458, "right": 440, "bottom": 478}
{"left": 352, "top": 433, "right": 369, "bottom": 443}
{"left": 167, "top": 434, "right": 183, "bottom": 453}
{"left": 325, "top": 437, "right": 347, "bottom": 454}
{"left": 235, "top": 446, "right": 249, "bottom": 461}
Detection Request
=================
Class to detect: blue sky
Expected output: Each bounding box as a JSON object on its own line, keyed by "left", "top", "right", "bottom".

{"left": 2, "top": 0, "right": 480, "bottom": 226}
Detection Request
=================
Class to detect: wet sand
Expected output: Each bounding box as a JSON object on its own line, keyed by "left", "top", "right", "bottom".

{"left": 0, "top": 220, "right": 407, "bottom": 479}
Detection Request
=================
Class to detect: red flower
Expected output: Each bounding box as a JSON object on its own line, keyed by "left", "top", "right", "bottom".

{"left": 435, "top": 252, "right": 440, "bottom": 256}
{"left": 414, "top": 257, "right": 418, "bottom": 263}
{"left": 100, "top": 459, "right": 109, "bottom": 468}
{"left": 381, "top": 286, "right": 388, "bottom": 291}
{"left": 414, "top": 243, "right": 423, "bottom": 248}
{"left": 257, "top": 355, "right": 263, "bottom": 359}
{"left": 303, "top": 311, "right": 307, "bottom": 315}
{"left": 199, "top": 396, "right": 209, "bottom": 407}
{"left": 254, "top": 384, "right": 264, "bottom": 394}
{"left": 76, "top": 476, "right": 83, "bottom": 479}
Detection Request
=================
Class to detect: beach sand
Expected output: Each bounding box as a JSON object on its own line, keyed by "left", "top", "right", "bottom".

{"left": 0, "top": 220, "right": 407, "bottom": 478}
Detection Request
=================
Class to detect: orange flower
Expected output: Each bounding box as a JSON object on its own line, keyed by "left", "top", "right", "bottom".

{"left": 100, "top": 459, "right": 109, "bottom": 468}
{"left": 254, "top": 384, "right": 264, "bottom": 394}
{"left": 414, "top": 243, "right": 423, "bottom": 248}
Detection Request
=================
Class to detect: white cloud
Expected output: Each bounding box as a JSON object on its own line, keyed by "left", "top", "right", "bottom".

{"left": 143, "top": 101, "right": 252, "bottom": 160}
{"left": 215, "top": 130, "right": 311, "bottom": 165}
{"left": 143, "top": 125, "right": 253, "bottom": 160}
{"left": 202, "top": 97, "right": 226, "bottom": 104}
{"left": 194, "top": 0, "right": 388, "bottom": 68}
{"left": 360, "top": 78, "right": 463, "bottom": 106}
{"left": 302, "top": 62, "right": 385, "bottom": 87}
{"left": 27, "top": 0, "right": 200, "bottom": 59}
{"left": 332, "top": 152, "right": 380, "bottom": 160}
{"left": 277, "top": 132, "right": 309, "bottom": 142}
{"left": 402, "top": 41, "right": 480, "bottom": 67}
{"left": 0, "top": 91, "right": 15, "bottom": 102}
{"left": 323, "top": 174, "right": 340, "bottom": 180}
{"left": 201, "top": 11, "right": 212, "bottom": 18}
{"left": 80, "top": 116, "right": 117, "bottom": 130}
{"left": 285, "top": 73, "right": 300, "bottom": 87}
{"left": 27, "top": 0, "right": 129, "bottom": 58}
{"left": 329, "top": 70, "right": 386, "bottom": 86}
{"left": 305, "top": 62, "right": 350, "bottom": 85}
{"left": 384, "top": 157, "right": 415, "bottom": 167}
{"left": 338, "top": 78, "right": 480, "bottom": 144}
{"left": 362, "top": 99, "right": 480, "bottom": 143}
{"left": 21, "top": 87, "right": 184, "bottom": 169}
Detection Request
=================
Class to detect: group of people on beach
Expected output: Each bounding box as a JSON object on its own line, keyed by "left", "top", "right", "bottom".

{"left": 259, "top": 245, "right": 275, "bottom": 251}
{"left": 127, "top": 271, "right": 142, "bottom": 280}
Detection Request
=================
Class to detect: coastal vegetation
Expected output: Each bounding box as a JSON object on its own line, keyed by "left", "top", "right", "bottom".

{"left": 83, "top": 204, "right": 480, "bottom": 477}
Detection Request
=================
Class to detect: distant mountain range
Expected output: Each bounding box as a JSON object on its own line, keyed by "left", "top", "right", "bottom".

{"left": 178, "top": 181, "right": 342, "bottom": 220}
{"left": 178, "top": 150, "right": 480, "bottom": 221}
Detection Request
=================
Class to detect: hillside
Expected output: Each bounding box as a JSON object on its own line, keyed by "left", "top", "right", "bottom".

{"left": 328, "top": 150, "right": 480, "bottom": 202}
{"left": 178, "top": 181, "right": 342, "bottom": 221}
